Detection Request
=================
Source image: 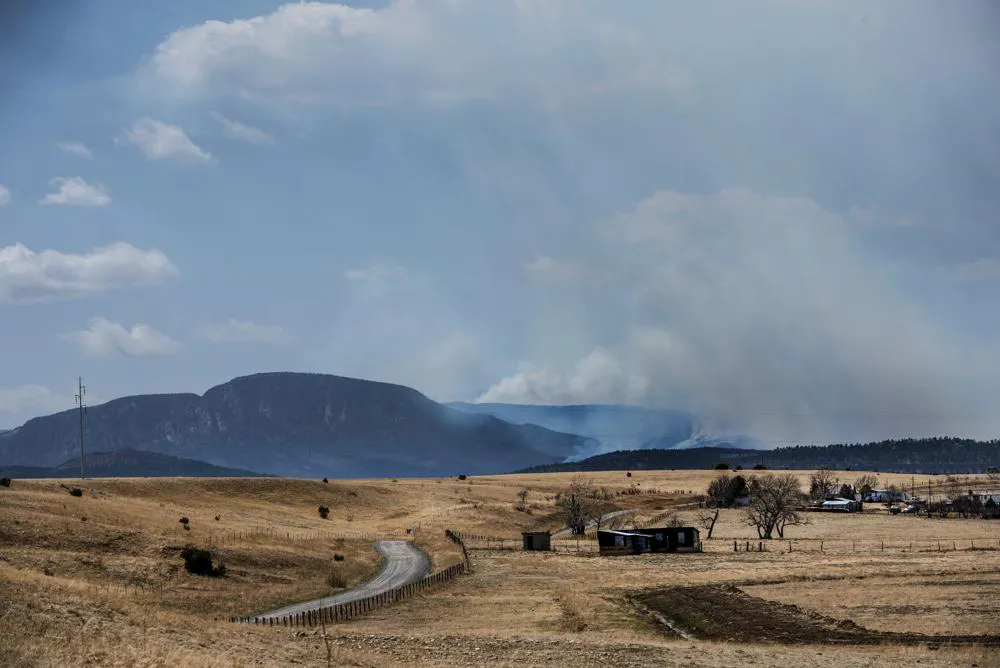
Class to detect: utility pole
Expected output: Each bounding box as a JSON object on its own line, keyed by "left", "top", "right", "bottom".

{"left": 75, "top": 377, "right": 87, "bottom": 480}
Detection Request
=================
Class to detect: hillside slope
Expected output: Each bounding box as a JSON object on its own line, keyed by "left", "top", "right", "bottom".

{"left": 0, "top": 373, "right": 586, "bottom": 477}
{"left": 0, "top": 448, "right": 263, "bottom": 478}
{"left": 518, "top": 438, "right": 1000, "bottom": 475}
{"left": 446, "top": 402, "right": 760, "bottom": 458}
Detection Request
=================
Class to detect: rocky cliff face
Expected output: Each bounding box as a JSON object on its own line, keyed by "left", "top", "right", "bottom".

{"left": 0, "top": 373, "right": 583, "bottom": 477}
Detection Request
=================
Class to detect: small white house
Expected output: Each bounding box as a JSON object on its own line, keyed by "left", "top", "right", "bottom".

{"left": 867, "top": 489, "right": 909, "bottom": 503}
{"left": 967, "top": 491, "right": 1000, "bottom": 504}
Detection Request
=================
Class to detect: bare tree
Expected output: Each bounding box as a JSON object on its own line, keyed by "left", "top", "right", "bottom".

{"left": 695, "top": 507, "right": 720, "bottom": 538}
{"left": 515, "top": 488, "right": 529, "bottom": 512}
{"left": 986, "top": 467, "right": 1000, "bottom": 482}
{"left": 557, "top": 477, "right": 606, "bottom": 534}
{"left": 808, "top": 468, "right": 839, "bottom": 502}
{"left": 743, "top": 474, "right": 806, "bottom": 539}
{"left": 606, "top": 510, "right": 637, "bottom": 531}
{"left": 854, "top": 473, "right": 879, "bottom": 499}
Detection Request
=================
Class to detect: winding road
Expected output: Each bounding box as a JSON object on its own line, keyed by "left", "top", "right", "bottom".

{"left": 249, "top": 540, "right": 430, "bottom": 622}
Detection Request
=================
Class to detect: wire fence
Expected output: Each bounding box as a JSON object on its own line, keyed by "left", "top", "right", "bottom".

{"left": 205, "top": 527, "right": 406, "bottom": 547}
{"left": 230, "top": 531, "right": 472, "bottom": 627}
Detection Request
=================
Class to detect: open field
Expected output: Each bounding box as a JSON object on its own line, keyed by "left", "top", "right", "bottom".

{"left": 2, "top": 469, "right": 999, "bottom": 666}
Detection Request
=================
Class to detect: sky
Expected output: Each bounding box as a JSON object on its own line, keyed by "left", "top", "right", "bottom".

{"left": 1, "top": 0, "right": 999, "bottom": 447}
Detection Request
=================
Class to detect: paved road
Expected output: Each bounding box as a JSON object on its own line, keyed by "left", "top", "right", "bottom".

{"left": 250, "top": 540, "right": 430, "bottom": 621}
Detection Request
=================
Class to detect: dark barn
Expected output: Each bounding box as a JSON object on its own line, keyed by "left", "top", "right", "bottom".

{"left": 522, "top": 531, "right": 552, "bottom": 551}
{"left": 597, "top": 530, "right": 653, "bottom": 555}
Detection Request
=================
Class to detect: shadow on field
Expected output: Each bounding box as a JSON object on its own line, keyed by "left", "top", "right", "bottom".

{"left": 635, "top": 585, "right": 1000, "bottom": 647}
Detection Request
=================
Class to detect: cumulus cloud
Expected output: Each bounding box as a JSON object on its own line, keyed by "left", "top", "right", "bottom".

{"left": 118, "top": 117, "right": 214, "bottom": 164}
{"left": 0, "top": 242, "right": 178, "bottom": 305}
{"left": 140, "top": 1, "right": 689, "bottom": 107}
{"left": 209, "top": 112, "right": 272, "bottom": 144}
{"left": 39, "top": 177, "right": 111, "bottom": 207}
{"left": 479, "top": 188, "right": 982, "bottom": 444}
{"left": 198, "top": 318, "right": 289, "bottom": 344}
{"left": 55, "top": 141, "right": 93, "bottom": 158}
{"left": 0, "top": 185, "right": 9, "bottom": 206}
{"left": 69, "top": 317, "right": 181, "bottom": 357}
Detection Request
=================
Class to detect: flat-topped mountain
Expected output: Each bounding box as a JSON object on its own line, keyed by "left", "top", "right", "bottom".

{"left": 0, "top": 373, "right": 588, "bottom": 477}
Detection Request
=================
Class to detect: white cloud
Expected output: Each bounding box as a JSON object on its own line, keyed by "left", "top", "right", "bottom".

{"left": 210, "top": 112, "right": 272, "bottom": 144}
{"left": 55, "top": 141, "right": 93, "bottom": 159}
{"left": 524, "top": 256, "right": 595, "bottom": 283}
{"left": 0, "top": 242, "right": 178, "bottom": 305}
{"left": 69, "top": 317, "right": 181, "bottom": 357}
{"left": 39, "top": 177, "right": 111, "bottom": 207}
{"left": 0, "top": 185, "right": 9, "bottom": 206}
{"left": 344, "top": 262, "right": 409, "bottom": 284}
{"left": 141, "top": 1, "right": 688, "bottom": 107}
{"left": 0, "top": 384, "right": 71, "bottom": 418}
{"left": 198, "top": 318, "right": 289, "bottom": 344}
{"left": 118, "top": 117, "right": 214, "bottom": 164}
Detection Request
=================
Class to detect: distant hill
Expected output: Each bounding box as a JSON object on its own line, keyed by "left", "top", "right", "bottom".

{"left": 0, "top": 449, "right": 263, "bottom": 479}
{"left": 518, "top": 437, "right": 1000, "bottom": 474}
{"left": 0, "top": 373, "right": 588, "bottom": 477}
{"left": 446, "top": 403, "right": 759, "bottom": 459}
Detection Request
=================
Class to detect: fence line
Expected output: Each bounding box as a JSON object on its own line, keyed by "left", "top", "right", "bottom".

{"left": 206, "top": 527, "right": 405, "bottom": 547}
{"left": 230, "top": 531, "right": 471, "bottom": 627}
{"left": 722, "top": 538, "right": 1000, "bottom": 554}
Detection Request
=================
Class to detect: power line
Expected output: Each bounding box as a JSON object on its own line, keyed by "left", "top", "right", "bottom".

{"left": 75, "top": 377, "right": 86, "bottom": 480}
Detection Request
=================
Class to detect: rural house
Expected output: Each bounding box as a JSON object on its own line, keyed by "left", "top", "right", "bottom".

{"left": 597, "top": 530, "right": 653, "bottom": 555}
{"left": 634, "top": 526, "right": 702, "bottom": 552}
{"left": 866, "top": 489, "right": 910, "bottom": 503}
{"left": 598, "top": 527, "right": 701, "bottom": 555}
{"left": 820, "top": 497, "right": 861, "bottom": 512}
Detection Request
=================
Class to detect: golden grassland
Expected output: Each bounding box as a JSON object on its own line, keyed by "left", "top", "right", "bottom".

{"left": 1, "top": 469, "right": 999, "bottom": 666}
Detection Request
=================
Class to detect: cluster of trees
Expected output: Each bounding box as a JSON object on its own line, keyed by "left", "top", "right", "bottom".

{"left": 697, "top": 472, "right": 808, "bottom": 539}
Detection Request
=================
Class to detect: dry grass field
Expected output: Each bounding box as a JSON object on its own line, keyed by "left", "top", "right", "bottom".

{"left": 1, "top": 469, "right": 999, "bottom": 666}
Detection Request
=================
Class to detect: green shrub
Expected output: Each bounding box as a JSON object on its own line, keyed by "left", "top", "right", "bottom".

{"left": 69, "top": 487, "right": 83, "bottom": 497}
{"left": 0, "top": 477, "right": 11, "bottom": 488}
{"left": 333, "top": 554, "right": 345, "bottom": 562}
{"left": 318, "top": 505, "right": 330, "bottom": 519}
{"left": 713, "top": 463, "right": 729, "bottom": 470}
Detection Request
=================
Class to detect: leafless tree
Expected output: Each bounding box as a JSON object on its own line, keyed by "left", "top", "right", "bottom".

{"left": 854, "top": 473, "right": 879, "bottom": 496}
{"left": 743, "top": 473, "right": 806, "bottom": 539}
{"left": 986, "top": 467, "right": 1000, "bottom": 482}
{"left": 606, "top": 511, "right": 637, "bottom": 531}
{"left": 557, "top": 477, "right": 606, "bottom": 534}
{"left": 695, "top": 507, "right": 720, "bottom": 538}
{"left": 808, "top": 468, "right": 839, "bottom": 502}
{"left": 515, "top": 488, "right": 529, "bottom": 512}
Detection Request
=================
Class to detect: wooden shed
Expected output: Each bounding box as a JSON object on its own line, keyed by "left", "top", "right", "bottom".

{"left": 634, "top": 527, "right": 701, "bottom": 553}
{"left": 597, "top": 530, "right": 653, "bottom": 555}
{"left": 521, "top": 531, "right": 552, "bottom": 551}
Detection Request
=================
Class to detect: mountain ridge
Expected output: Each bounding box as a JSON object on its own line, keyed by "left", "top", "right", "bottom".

{"left": 0, "top": 372, "right": 587, "bottom": 477}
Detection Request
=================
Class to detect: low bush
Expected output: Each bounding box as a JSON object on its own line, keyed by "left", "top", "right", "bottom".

{"left": 327, "top": 570, "right": 347, "bottom": 589}
{"left": 179, "top": 517, "right": 189, "bottom": 525}
{"left": 333, "top": 554, "right": 345, "bottom": 562}
{"left": 318, "top": 505, "right": 330, "bottom": 519}
{"left": 0, "top": 477, "right": 11, "bottom": 488}
{"left": 180, "top": 546, "right": 226, "bottom": 576}
{"left": 69, "top": 487, "right": 83, "bottom": 497}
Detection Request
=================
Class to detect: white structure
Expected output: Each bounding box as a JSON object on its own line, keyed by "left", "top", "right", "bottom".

{"left": 867, "top": 489, "right": 909, "bottom": 503}
{"left": 821, "top": 498, "right": 859, "bottom": 512}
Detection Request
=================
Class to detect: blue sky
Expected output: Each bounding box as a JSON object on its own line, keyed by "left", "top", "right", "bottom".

{"left": 1, "top": 0, "right": 999, "bottom": 446}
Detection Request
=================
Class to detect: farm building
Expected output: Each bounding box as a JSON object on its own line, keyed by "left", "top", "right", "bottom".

{"left": 521, "top": 531, "right": 552, "bottom": 551}
{"left": 598, "top": 527, "right": 701, "bottom": 555}
{"left": 820, "top": 498, "right": 862, "bottom": 512}
{"left": 597, "top": 530, "right": 652, "bottom": 555}
{"left": 635, "top": 527, "right": 701, "bottom": 552}
{"left": 866, "top": 489, "right": 910, "bottom": 503}
{"left": 967, "top": 491, "right": 1000, "bottom": 505}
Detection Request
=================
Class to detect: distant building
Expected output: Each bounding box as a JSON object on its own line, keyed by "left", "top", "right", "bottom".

{"left": 521, "top": 531, "right": 552, "bottom": 551}
{"left": 597, "top": 530, "right": 653, "bottom": 555}
{"left": 966, "top": 491, "right": 1000, "bottom": 505}
{"left": 820, "top": 498, "right": 861, "bottom": 513}
{"left": 866, "top": 489, "right": 909, "bottom": 503}
{"left": 597, "top": 527, "right": 701, "bottom": 555}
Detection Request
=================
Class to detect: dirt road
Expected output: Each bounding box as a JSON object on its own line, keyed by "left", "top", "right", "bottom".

{"left": 250, "top": 540, "right": 429, "bottom": 622}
